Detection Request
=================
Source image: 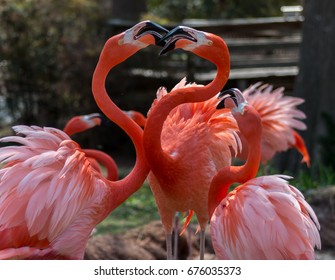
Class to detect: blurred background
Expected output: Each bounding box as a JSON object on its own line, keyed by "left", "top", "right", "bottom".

{"left": 1, "top": 0, "right": 333, "bottom": 173}
{"left": 1, "top": 0, "right": 335, "bottom": 258}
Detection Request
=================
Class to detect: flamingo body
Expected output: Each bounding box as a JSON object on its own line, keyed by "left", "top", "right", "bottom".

{"left": 210, "top": 175, "right": 321, "bottom": 259}
{"left": 143, "top": 26, "right": 232, "bottom": 259}
{"left": 208, "top": 89, "right": 320, "bottom": 260}
{"left": 0, "top": 21, "right": 168, "bottom": 259}
{"left": 147, "top": 79, "right": 239, "bottom": 232}
{"left": 0, "top": 126, "right": 112, "bottom": 259}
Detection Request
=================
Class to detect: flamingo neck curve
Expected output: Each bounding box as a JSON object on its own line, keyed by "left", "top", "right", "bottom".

{"left": 143, "top": 41, "right": 230, "bottom": 183}
{"left": 83, "top": 149, "right": 119, "bottom": 181}
{"left": 208, "top": 108, "right": 262, "bottom": 217}
{"left": 91, "top": 35, "right": 150, "bottom": 210}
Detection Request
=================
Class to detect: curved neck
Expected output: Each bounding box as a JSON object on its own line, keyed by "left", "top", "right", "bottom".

{"left": 92, "top": 36, "right": 150, "bottom": 210}
{"left": 63, "top": 120, "right": 86, "bottom": 137}
{"left": 83, "top": 149, "right": 119, "bottom": 181}
{"left": 63, "top": 125, "right": 79, "bottom": 136}
{"left": 208, "top": 117, "right": 261, "bottom": 217}
{"left": 143, "top": 47, "right": 230, "bottom": 181}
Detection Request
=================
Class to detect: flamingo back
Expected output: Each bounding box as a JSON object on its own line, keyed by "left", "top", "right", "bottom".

{"left": 153, "top": 78, "right": 241, "bottom": 166}
{"left": 210, "top": 175, "right": 321, "bottom": 259}
{"left": 0, "top": 125, "right": 109, "bottom": 259}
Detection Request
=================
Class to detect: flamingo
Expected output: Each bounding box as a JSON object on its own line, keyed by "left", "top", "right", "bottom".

{"left": 143, "top": 26, "right": 237, "bottom": 259}
{"left": 124, "top": 110, "right": 147, "bottom": 128}
{"left": 0, "top": 21, "right": 167, "bottom": 259}
{"left": 63, "top": 111, "right": 147, "bottom": 179}
{"left": 208, "top": 89, "right": 321, "bottom": 259}
{"left": 237, "top": 83, "right": 310, "bottom": 167}
{"left": 63, "top": 112, "right": 118, "bottom": 180}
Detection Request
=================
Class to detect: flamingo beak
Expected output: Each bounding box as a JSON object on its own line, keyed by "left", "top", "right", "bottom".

{"left": 158, "top": 26, "right": 197, "bottom": 55}
{"left": 216, "top": 89, "right": 239, "bottom": 109}
{"left": 86, "top": 112, "right": 113, "bottom": 127}
{"left": 134, "top": 21, "right": 169, "bottom": 46}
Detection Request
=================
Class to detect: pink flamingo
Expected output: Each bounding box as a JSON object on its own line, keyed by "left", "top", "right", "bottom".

{"left": 63, "top": 112, "right": 118, "bottom": 180}
{"left": 124, "top": 110, "right": 147, "bottom": 128}
{"left": 0, "top": 21, "right": 166, "bottom": 259}
{"left": 64, "top": 111, "right": 147, "bottom": 179}
{"left": 208, "top": 88, "right": 321, "bottom": 259}
{"left": 143, "top": 26, "right": 236, "bottom": 259}
{"left": 237, "top": 83, "right": 310, "bottom": 167}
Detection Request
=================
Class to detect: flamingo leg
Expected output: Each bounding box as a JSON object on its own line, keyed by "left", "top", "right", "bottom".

{"left": 187, "top": 226, "right": 193, "bottom": 259}
{"left": 199, "top": 229, "right": 206, "bottom": 260}
{"left": 166, "top": 233, "right": 173, "bottom": 260}
{"left": 173, "top": 213, "right": 179, "bottom": 259}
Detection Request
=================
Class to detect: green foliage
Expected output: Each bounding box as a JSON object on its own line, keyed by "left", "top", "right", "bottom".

{"left": 146, "top": 0, "right": 222, "bottom": 22}
{"left": 95, "top": 181, "right": 160, "bottom": 234}
{"left": 0, "top": 0, "right": 108, "bottom": 126}
{"left": 290, "top": 163, "right": 335, "bottom": 192}
{"left": 256, "top": 161, "right": 335, "bottom": 192}
{"left": 220, "top": 0, "right": 301, "bottom": 19}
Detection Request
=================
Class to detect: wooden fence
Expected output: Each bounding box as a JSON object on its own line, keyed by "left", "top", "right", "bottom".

{"left": 108, "top": 17, "right": 303, "bottom": 91}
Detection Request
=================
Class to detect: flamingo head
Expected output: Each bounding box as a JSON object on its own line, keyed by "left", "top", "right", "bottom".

{"left": 217, "top": 88, "right": 262, "bottom": 139}
{"left": 123, "top": 110, "right": 147, "bottom": 128}
{"left": 63, "top": 113, "right": 104, "bottom": 136}
{"left": 159, "top": 25, "right": 229, "bottom": 64}
{"left": 119, "top": 20, "right": 168, "bottom": 48}
{"left": 97, "top": 21, "right": 168, "bottom": 71}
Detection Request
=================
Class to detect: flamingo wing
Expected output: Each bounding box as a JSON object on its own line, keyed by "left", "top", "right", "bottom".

{"left": 0, "top": 125, "right": 108, "bottom": 259}
{"left": 148, "top": 78, "right": 241, "bottom": 235}
{"left": 243, "top": 83, "right": 307, "bottom": 163}
{"left": 210, "top": 175, "right": 321, "bottom": 259}
{"left": 156, "top": 78, "right": 241, "bottom": 163}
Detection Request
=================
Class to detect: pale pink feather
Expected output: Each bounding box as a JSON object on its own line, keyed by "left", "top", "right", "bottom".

{"left": 240, "top": 83, "right": 308, "bottom": 164}
{"left": 210, "top": 175, "right": 321, "bottom": 259}
{"left": 0, "top": 125, "right": 111, "bottom": 259}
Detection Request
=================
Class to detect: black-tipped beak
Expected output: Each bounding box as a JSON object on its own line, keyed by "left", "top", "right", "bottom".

{"left": 86, "top": 113, "right": 111, "bottom": 127}
{"left": 216, "top": 88, "right": 239, "bottom": 109}
{"left": 98, "top": 114, "right": 113, "bottom": 127}
{"left": 158, "top": 26, "right": 197, "bottom": 55}
{"left": 134, "top": 21, "right": 169, "bottom": 46}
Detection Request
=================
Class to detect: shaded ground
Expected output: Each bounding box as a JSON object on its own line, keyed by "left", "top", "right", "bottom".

{"left": 85, "top": 186, "right": 335, "bottom": 260}
{"left": 85, "top": 220, "right": 214, "bottom": 260}
{"left": 307, "top": 185, "right": 335, "bottom": 259}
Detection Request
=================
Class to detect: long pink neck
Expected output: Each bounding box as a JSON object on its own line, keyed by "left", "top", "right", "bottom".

{"left": 92, "top": 36, "right": 150, "bottom": 211}
{"left": 208, "top": 109, "right": 262, "bottom": 217}
{"left": 83, "top": 149, "right": 119, "bottom": 181}
{"left": 143, "top": 43, "right": 230, "bottom": 184}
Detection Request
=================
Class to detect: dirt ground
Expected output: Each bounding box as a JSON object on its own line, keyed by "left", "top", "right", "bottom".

{"left": 85, "top": 186, "right": 335, "bottom": 260}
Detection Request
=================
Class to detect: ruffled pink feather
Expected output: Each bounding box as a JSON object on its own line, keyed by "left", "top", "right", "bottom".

{"left": 210, "top": 175, "right": 321, "bottom": 259}
{"left": 239, "top": 83, "right": 309, "bottom": 164}
{"left": 0, "top": 125, "right": 110, "bottom": 259}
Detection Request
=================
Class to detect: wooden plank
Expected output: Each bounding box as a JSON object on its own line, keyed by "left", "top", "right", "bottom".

{"left": 194, "top": 66, "right": 299, "bottom": 81}
{"left": 107, "top": 17, "right": 302, "bottom": 82}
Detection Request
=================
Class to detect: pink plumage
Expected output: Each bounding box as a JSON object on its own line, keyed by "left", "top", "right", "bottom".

{"left": 210, "top": 175, "right": 321, "bottom": 259}
{"left": 145, "top": 78, "right": 240, "bottom": 258}
{"left": 0, "top": 126, "right": 111, "bottom": 259}
{"left": 208, "top": 89, "right": 320, "bottom": 260}
{"left": 238, "top": 83, "right": 310, "bottom": 166}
